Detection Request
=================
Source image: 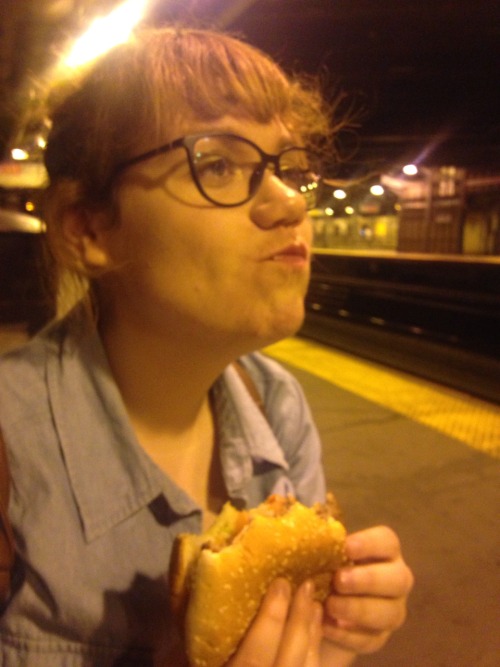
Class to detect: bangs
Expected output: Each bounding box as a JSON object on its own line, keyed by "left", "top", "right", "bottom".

{"left": 166, "top": 33, "right": 290, "bottom": 123}
{"left": 135, "top": 29, "right": 329, "bottom": 147}
{"left": 44, "top": 27, "right": 331, "bottom": 199}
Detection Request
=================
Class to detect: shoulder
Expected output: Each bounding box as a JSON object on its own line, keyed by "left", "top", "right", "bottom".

{"left": 0, "top": 319, "right": 72, "bottom": 445}
{"left": 237, "top": 351, "right": 306, "bottom": 398}
{"left": 0, "top": 330, "right": 52, "bottom": 402}
{"left": 236, "top": 351, "right": 311, "bottom": 420}
{"left": 0, "top": 317, "right": 65, "bottom": 371}
{"left": 0, "top": 308, "right": 95, "bottom": 399}
{"left": 236, "top": 353, "right": 325, "bottom": 504}
{"left": 236, "top": 351, "right": 314, "bottom": 434}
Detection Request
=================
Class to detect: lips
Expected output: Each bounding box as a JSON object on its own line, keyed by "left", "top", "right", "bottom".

{"left": 267, "top": 241, "right": 309, "bottom": 262}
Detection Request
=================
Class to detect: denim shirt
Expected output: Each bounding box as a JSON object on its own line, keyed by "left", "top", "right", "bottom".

{"left": 0, "top": 314, "right": 325, "bottom": 666}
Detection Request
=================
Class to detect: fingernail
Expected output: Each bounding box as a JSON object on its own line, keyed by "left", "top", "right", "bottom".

{"left": 337, "top": 569, "right": 353, "bottom": 589}
{"left": 301, "top": 579, "right": 315, "bottom": 599}
{"left": 346, "top": 534, "right": 363, "bottom": 557}
{"left": 269, "top": 578, "right": 291, "bottom": 599}
{"left": 265, "top": 578, "right": 291, "bottom": 616}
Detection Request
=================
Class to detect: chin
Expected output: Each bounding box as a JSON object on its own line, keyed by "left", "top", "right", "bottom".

{"left": 254, "top": 304, "right": 306, "bottom": 348}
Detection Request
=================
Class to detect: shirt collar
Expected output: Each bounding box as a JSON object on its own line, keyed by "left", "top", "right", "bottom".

{"left": 212, "top": 363, "right": 289, "bottom": 503}
{"left": 46, "top": 313, "right": 288, "bottom": 541}
{"left": 46, "top": 321, "right": 197, "bottom": 543}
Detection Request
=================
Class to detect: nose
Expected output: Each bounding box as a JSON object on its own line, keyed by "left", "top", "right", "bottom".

{"left": 249, "top": 171, "right": 308, "bottom": 229}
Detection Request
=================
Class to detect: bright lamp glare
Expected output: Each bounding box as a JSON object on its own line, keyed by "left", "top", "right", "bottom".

{"left": 333, "top": 189, "right": 346, "bottom": 200}
{"left": 403, "top": 164, "right": 418, "bottom": 176}
{"left": 11, "top": 148, "right": 29, "bottom": 160}
{"left": 65, "top": 0, "right": 149, "bottom": 68}
{"left": 370, "top": 184, "right": 384, "bottom": 196}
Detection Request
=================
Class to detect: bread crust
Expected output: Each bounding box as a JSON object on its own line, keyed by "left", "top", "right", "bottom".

{"left": 170, "top": 496, "right": 348, "bottom": 667}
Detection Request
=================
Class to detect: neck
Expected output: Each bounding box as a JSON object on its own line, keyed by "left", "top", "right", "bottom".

{"left": 99, "top": 315, "right": 231, "bottom": 437}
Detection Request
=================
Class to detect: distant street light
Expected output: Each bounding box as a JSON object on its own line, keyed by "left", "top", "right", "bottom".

{"left": 11, "top": 149, "right": 29, "bottom": 160}
{"left": 402, "top": 164, "right": 418, "bottom": 176}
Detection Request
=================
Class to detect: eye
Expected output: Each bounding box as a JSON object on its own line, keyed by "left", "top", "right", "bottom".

{"left": 194, "top": 155, "right": 237, "bottom": 187}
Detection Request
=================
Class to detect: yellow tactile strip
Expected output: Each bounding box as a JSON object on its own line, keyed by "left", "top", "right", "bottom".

{"left": 264, "top": 337, "right": 500, "bottom": 459}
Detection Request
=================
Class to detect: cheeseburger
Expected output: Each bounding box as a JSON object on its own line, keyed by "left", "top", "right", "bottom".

{"left": 169, "top": 493, "right": 348, "bottom": 667}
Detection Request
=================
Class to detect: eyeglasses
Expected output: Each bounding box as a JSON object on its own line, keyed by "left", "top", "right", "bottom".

{"left": 113, "top": 132, "right": 322, "bottom": 208}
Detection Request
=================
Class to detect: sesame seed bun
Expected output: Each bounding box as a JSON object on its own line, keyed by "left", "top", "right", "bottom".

{"left": 169, "top": 494, "right": 347, "bottom": 667}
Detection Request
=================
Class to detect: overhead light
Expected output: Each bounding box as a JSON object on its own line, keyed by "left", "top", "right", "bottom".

{"left": 333, "top": 189, "right": 347, "bottom": 199}
{"left": 63, "top": 0, "right": 150, "bottom": 69}
{"left": 370, "top": 184, "right": 385, "bottom": 196}
{"left": 402, "top": 164, "right": 418, "bottom": 176}
{"left": 11, "top": 148, "right": 29, "bottom": 161}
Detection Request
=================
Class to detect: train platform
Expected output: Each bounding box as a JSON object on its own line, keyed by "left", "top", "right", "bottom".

{"left": 265, "top": 337, "right": 499, "bottom": 667}
{"left": 1, "top": 326, "right": 499, "bottom": 666}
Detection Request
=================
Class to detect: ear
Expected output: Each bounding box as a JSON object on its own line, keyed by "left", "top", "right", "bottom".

{"left": 61, "top": 206, "right": 113, "bottom": 270}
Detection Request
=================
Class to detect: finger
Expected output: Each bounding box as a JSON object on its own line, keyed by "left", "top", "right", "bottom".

{"left": 322, "top": 617, "right": 392, "bottom": 656}
{"left": 228, "top": 579, "right": 323, "bottom": 667}
{"left": 334, "top": 559, "right": 414, "bottom": 598}
{"left": 228, "top": 578, "right": 291, "bottom": 666}
{"left": 273, "top": 580, "right": 322, "bottom": 667}
{"left": 305, "top": 603, "right": 324, "bottom": 667}
{"left": 345, "top": 526, "right": 402, "bottom": 563}
{"left": 325, "top": 592, "right": 408, "bottom": 632}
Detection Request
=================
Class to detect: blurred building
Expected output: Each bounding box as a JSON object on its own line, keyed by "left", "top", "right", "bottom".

{"left": 312, "top": 167, "right": 500, "bottom": 256}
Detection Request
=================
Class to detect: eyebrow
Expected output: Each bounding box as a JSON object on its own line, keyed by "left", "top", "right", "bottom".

{"left": 185, "top": 123, "right": 295, "bottom": 150}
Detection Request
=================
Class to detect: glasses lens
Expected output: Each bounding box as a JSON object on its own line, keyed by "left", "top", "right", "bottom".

{"left": 279, "top": 148, "right": 322, "bottom": 210}
{"left": 189, "top": 135, "right": 322, "bottom": 208}
{"left": 191, "top": 135, "right": 261, "bottom": 206}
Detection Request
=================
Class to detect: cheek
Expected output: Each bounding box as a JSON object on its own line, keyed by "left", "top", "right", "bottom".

{"left": 111, "top": 192, "right": 184, "bottom": 269}
{"left": 110, "top": 199, "right": 238, "bottom": 304}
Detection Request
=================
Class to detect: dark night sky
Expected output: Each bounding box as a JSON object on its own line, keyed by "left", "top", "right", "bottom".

{"left": 215, "top": 0, "right": 500, "bottom": 172}
{"left": 1, "top": 0, "right": 499, "bottom": 172}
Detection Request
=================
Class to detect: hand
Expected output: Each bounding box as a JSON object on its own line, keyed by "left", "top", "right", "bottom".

{"left": 226, "top": 526, "right": 413, "bottom": 667}
{"left": 322, "top": 525, "right": 414, "bottom": 657}
{"left": 227, "top": 578, "right": 324, "bottom": 667}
